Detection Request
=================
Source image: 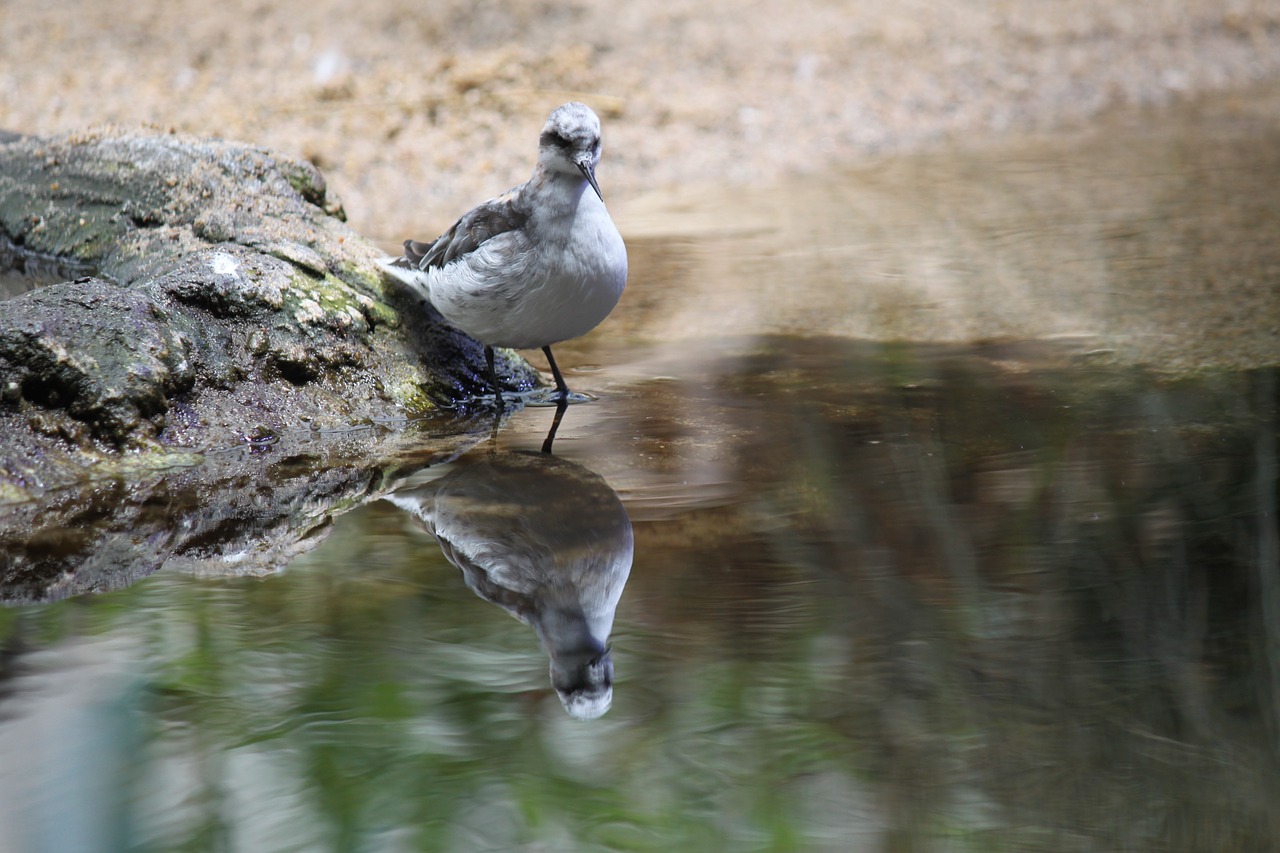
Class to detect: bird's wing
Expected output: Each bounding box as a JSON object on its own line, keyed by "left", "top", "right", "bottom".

{"left": 390, "top": 186, "right": 529, "bottom": 272}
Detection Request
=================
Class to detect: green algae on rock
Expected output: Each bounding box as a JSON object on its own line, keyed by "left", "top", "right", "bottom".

{"left": 0, "top": 126, "right": 537, "bottom": 497}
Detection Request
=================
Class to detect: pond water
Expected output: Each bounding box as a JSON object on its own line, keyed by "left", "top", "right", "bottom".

{"left": 0, "top": 238, "right": 95, "bottom": 302}
{"left": 2, "top": 98, "right": 1280, "bottom": 852}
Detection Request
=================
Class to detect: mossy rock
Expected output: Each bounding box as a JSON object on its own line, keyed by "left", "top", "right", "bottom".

{"left": 0, "top": 126, "right": 538, "bottom": 495}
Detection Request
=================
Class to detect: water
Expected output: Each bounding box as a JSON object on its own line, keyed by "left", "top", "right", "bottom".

{"left": 0, "top": 236, "right": 96, "bottom": 301}
{"left": 2, "top": 101, "right": 1280, "bottom": 852}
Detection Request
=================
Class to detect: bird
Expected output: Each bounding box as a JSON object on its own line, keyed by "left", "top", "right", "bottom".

{"left": 385, "top": 450, "right": 633, "bottom": 719}
{"left": 381, "top": 102, "right": 628, "bottom": 406}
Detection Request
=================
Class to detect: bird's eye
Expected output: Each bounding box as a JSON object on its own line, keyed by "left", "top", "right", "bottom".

{"left": 539, "top": 129, "right": 572, "bottom": 150}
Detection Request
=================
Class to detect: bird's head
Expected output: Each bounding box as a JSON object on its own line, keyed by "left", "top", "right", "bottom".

{"left": 550, "top": 644, "right": 614, "bottom": 720}
{"left": 538, "top": 101, "right": 605, "bottom": 201}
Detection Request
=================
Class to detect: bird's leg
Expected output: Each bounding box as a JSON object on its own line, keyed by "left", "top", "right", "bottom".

{"left": 542, "top": 345, "right": 570, "bottom": 400}
{"left": 541, "top": 398, "right": 569, "bottom": 454}
{"left": 485, "top": 345, "right": 504, "bottom": 411}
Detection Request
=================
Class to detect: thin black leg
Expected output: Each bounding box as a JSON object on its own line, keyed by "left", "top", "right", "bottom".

{"left": 541, "top": 398, "right": 569, "bottom": 454}
{"left": 485, "top": 345, "right": 504, "bottom": 411}
{"left": 542, "top": 345, "right": 570, "bottom": 400}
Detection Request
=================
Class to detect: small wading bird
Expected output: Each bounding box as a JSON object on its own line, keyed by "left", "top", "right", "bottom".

{"left": 381, "top": 102, "right": 628, "bottom": 407}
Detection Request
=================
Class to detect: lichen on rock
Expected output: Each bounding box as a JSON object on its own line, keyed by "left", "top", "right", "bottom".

{"left": 0, "top": 126, "right": 536, "bottom": 496}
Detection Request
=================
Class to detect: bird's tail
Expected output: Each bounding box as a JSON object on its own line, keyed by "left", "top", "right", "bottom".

{"left": 376, "top": 255, "right": 431, "bottom": 302}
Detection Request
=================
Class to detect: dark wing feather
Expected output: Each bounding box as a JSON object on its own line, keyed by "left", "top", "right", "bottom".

{"left": 430, "top": 531, "right": 537, "bottom": 624}
{"left": 395, "top": 187, "right": 529, "bottom": 271}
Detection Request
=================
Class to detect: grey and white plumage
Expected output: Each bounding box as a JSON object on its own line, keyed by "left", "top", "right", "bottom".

{"left": 381, "top": 102, "right": 628, "bottom": 401}
{"left": 385, "top": 451, "right": 633, "bottom": 720}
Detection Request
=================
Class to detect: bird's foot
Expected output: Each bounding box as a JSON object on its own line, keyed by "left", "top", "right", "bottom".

{"left": 522, "top": 388, "right": 595, "bottom": 407}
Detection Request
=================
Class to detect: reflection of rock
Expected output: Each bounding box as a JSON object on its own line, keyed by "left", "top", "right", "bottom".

{"left": 387, "top": 452, "right": 633, "bottom": 719}
{"left": 0, "top": 425, "right": 486, "bottom": 604}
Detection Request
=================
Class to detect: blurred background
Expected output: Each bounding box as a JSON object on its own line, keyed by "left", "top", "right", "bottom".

{"left": 3, "top": 0, "right": 1279, "bottom": 239}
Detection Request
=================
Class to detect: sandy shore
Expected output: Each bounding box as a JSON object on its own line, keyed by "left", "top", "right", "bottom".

{"left": 3, "top": 0, "right": 1280, "bottom": 242}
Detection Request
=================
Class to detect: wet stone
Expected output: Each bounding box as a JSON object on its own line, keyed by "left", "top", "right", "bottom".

{"left": 0, "top": 126, "right": 540, "bottom": 494}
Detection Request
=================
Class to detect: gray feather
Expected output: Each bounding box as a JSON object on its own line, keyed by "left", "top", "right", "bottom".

{"left": 398, "top": 187, "right": 530, "bottom": 271}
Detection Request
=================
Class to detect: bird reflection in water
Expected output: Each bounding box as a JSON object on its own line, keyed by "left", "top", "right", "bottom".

{"left": 386, "top": 433, "right": 632, "bottom": 719}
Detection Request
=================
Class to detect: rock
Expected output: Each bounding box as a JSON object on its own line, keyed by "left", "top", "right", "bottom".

{"left": 0, "top": 280, "right": 194, "bottom": 443}
{"left": 0, "top": 126, "right": 538, "bottom": 496}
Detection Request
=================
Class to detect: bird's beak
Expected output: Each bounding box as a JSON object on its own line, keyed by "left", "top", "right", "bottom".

{"left": 577, "top": 160, "right": 604, "bottom": 202}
